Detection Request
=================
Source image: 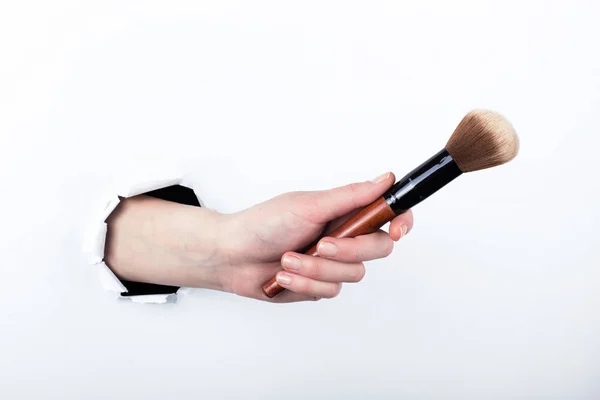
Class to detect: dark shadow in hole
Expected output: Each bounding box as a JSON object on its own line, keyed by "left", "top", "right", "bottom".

{"left": 118, "top": 184, "right": 201, "bottom": 297}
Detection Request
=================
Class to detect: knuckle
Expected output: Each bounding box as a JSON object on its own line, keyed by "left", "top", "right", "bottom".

{"left": 351, "top": 264, "right": 366, "bottom": 282}
{"left": 294, "top": 279, "right": 310, "bottom": 294}
{"left": 328, "top": 284, "right": 342, "bottom": 298}
{"left": 342, "top": 183, "right": 363, "bottom": 209}
{"left": 347, "top": 182, "right": 361, "bottom": 194}
{"left": 384, "top": 238, "right": 395, "bottom": 256}
{"left": 307, "top": 257, "right": 322, "bottom": 279}
{"left": 350, "top": 245, "right": 361, "bottom": 261}
{"left": 299, "top": 194, "right": 322, "bottom": 222}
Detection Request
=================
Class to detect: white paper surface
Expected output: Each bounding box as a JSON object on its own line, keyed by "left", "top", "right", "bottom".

{"left": 4, "top": 3, "right": 600, "bottom": 397}
{"left": 129, "top": 294, "right": 172, "bottom": 304}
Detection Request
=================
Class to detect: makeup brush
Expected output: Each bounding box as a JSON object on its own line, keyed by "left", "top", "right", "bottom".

{"left": 262, "top": 109, "right": 520, "bottom": 298}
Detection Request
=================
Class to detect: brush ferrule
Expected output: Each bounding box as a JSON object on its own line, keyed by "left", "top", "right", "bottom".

{"left": 384, "top": 149, "right": 462, "bottom": 214}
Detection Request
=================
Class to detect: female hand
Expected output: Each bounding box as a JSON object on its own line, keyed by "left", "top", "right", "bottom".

{"left": 104, "top": 172, "right": 414, "bottom": 303}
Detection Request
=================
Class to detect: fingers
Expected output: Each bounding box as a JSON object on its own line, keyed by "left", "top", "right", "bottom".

{"left": 272, "top": 223, "right": 413, "bottom": 298}
{"left": 275, "top": 271, "right": 342, "bottom": 299}
{"left": 281, "top": 253, "right": 366, "bottom": 283}
{"left": 312, "top": 230, "right": 394, "bottom": 263}
{"left": 265, "top": 209, "right": 414, "bottom": 302}
{"left": 389, "top": 209, "right": 414, "bottom": 241}
{"left": 304, "top": 172, "right": 396, "bottom": 223}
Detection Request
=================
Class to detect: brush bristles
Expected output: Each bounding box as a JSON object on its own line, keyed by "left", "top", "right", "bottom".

{"left": 445, "top": 109, "right": 519, "bottom": 173}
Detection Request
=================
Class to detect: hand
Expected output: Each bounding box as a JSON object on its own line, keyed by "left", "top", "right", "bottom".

{"left": 104, "top": 172, "right": 414, "bottom": 303}
{"left": 218, "top": 172, "right": 414, "bottom": 302}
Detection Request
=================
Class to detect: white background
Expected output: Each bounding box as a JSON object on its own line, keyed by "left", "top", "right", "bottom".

{"left": 1, "top": 1, "right": 599, "bottom": 398}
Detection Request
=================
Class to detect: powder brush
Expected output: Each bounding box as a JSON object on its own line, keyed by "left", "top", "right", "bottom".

{"left": 263, "top": 109, "right": 520, "bottom": 298}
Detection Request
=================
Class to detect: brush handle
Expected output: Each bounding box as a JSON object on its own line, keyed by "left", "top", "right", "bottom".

{"left": 262, "top": 149, "right": 462, "bottom": 298}
{"left": 262, "top": 196, "right": 397, "bottom": 298}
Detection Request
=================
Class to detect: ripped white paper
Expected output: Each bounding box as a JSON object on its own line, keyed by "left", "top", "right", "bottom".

{"left": 82, "top": 172, "right": 199, "bottom": 304}
{"left": 82, "top": 222, "right": 107, "bottom": 265}
{"left": 129, "top": 294, "right": 171, "bottom": 304}
{"left": 82, "top": 195, "right": 121, "bottom": 264}
{"left": 96, "top": 261, "right": 128, "bottom": 293}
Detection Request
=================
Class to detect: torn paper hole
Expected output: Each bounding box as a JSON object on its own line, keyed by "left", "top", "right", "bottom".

{"left": 117, "top": 172, "right": 182, "bottom": 198}
{"left": 82, "top": 222, "right": 107, "bottom": 265}
{"left": 82, "top": 195, "right": 121, "bottom": 265}
{"left": 82, "top": 172, "right": 203, "bottom": 304}
{"left": 96, "top": 261, "right": 128, "bottom": 294}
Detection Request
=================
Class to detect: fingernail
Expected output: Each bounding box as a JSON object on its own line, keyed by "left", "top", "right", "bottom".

{"left": 401, "top": 224, "right": 408, "bottom": 237}
{"left": 370, "top": 172, "right": 390, "bottom": 184}
{"left": 318, "top": 241, "right": 338, "bottom": 257}
{"left": 282, "top": 255, "right": 302, "bottom": 271}
{"left": 277, "top": 272, "right": 292, "bottom": 286}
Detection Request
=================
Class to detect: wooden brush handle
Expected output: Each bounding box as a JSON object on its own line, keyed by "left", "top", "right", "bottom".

{"left": 262, "top": 196, "right": 397, "bottom": 298}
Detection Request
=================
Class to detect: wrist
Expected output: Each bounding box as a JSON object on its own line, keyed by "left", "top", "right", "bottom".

{"left": 185, "top": 206, "right": 232, "bottom": 291}
{"left": 105, "top": 196, "right": 230, "bottom": 292}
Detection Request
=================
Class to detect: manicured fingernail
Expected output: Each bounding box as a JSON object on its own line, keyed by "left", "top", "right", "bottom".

{"left": 370, "top": 172, "right": 390, "bottom": 184}
{"left": 318, "top": 241, "right": 338, "bottom": 257}
{"left": 277, "top": 272, "right": 292, "bottom": 286}
{"left": 282, "top": 255, "right": 302, "bottom": 271}
{"left": 401, "top": 224, "right": 408, "bottom": 237}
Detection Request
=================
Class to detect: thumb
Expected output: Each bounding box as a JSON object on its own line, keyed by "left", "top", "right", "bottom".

{"left": 306, "top": 172, "right": 396, "bottom": 223}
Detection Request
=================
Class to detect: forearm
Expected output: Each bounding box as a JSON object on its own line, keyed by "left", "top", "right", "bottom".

{"left": 104, "top": 195, "right": 228, "bottom": 290}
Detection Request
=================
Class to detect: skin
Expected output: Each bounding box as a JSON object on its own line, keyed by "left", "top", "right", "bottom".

{"left": 104, "top": 172, "right": 414, "bottom": 303}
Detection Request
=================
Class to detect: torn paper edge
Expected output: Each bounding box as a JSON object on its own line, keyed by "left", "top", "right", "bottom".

{"left": 97, "top": 261, "right": 128, "bottom": 293}
{"left": 82, "top": 195, "right": 121, "bottom": 264}
{"left": 128, "top": 294, "right": 176, "bottom": 304}
{"left": 117, "top": 176, "right": 183, "bottom": 198}
{"left": 82, "top": 171, "right": 201, "bottom": 304}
